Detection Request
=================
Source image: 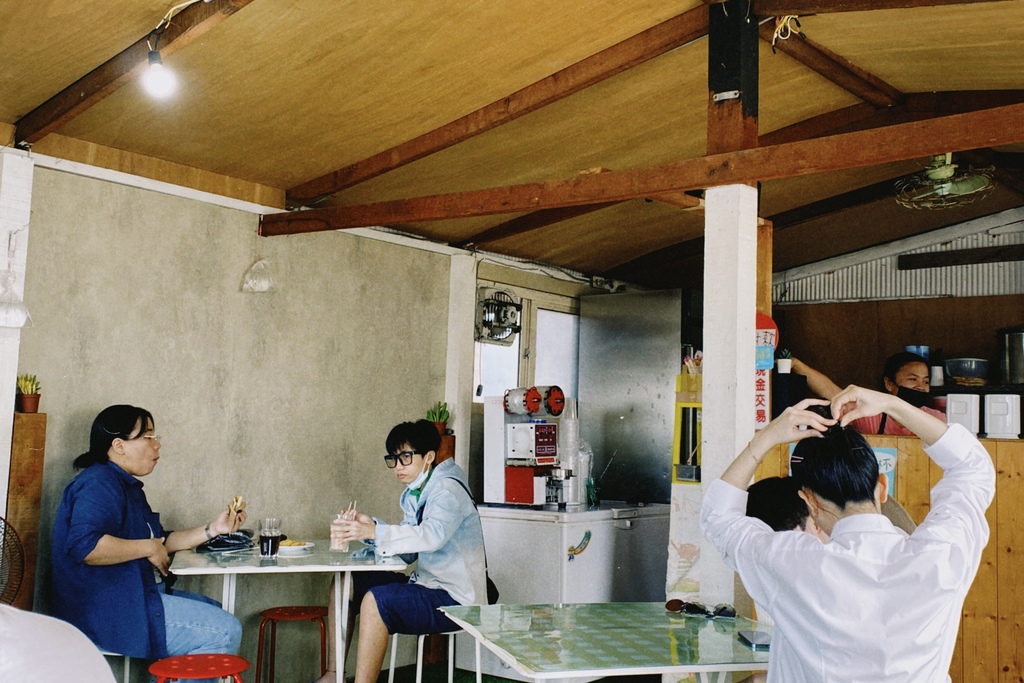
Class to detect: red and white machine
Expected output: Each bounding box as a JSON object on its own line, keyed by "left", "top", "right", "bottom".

{"left": 483, "top": 385, "right": 566, "bottom": 505}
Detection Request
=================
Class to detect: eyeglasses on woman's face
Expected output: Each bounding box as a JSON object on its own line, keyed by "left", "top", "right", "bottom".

{"left": 384, "top": 450, "right": 418, "bottom": 468}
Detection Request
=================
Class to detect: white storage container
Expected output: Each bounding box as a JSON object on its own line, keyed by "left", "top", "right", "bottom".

{"left": 984, "top": 394, "right": 1021, "bottom": 439}
{"left": 946, "top": 394, "right": 981, "bottom": 435}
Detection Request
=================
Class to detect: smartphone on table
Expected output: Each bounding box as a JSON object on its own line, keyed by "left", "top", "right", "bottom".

{"left": 738, "top": 630, "right": 771, "bottom": 651}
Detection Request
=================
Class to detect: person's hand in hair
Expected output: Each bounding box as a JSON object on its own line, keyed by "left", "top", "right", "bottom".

{"left": 759, "top": 398, "right": 836, "bottom": 450}
{"left": 831, "top": 384, "right": 947, "bottom": 445}
{"left": 831, "top": 385, "right": 896, "bottom": 426}
{"left": 721, "top": 398, "right": 835, "bottom": 491}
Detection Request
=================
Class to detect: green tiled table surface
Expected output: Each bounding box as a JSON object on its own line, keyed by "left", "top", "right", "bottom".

{"left": 442, "top": 602, "right": 770, "bottom": 680}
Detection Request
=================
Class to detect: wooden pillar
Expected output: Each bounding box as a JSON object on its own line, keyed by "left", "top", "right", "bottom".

{"left": 699, "top": 0, "right": 760, "bottom": 605}
{"left": 706, "top": 0, "right": 759, "bottom": 156}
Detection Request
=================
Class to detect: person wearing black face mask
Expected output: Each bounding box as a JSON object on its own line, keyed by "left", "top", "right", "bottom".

{"left": 791, "top": 351, "right": 946, "bottom": 435}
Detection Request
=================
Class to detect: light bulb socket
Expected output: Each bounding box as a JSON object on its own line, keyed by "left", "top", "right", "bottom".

{"left": 148, "top": 50, "right": 163, "bottom": 67}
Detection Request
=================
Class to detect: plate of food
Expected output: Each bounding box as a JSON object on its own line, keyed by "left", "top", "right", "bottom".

{"left": 278, "top": 540, "right": 315, "bottom": 555}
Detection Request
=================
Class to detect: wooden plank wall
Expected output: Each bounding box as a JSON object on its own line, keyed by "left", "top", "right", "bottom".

{"left": 773, "top": 294, "right": 1024, "bottom": 393}
{"left": 754, "top": 436, "right": 1023, "bottom": 682}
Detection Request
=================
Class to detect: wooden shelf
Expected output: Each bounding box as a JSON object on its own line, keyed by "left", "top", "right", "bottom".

{"left": 6, "top": 412, "right": 47, "bottom": 610}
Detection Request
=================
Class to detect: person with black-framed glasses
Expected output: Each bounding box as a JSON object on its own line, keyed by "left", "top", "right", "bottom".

{"left": 316, "top": 419, "right": 487, "bottom": 683}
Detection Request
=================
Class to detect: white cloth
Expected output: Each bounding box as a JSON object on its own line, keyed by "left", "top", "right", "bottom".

{"left": 0, "top": 604, "right": 116, "bottom": 683}
{"left": 701, "top": 424, "right": 995, "bottom": 683}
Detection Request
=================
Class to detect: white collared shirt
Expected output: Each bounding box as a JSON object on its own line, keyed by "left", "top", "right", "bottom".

{"left": 701, "top": 424, "right": 995, "bottom": 683}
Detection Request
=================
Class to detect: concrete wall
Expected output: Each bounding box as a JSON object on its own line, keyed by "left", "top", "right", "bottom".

{"left": 18, "top": 167, "right": 451, "bottom": 680}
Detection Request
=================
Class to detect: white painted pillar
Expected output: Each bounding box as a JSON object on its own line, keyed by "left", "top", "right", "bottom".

{"left": 700, "top": 183, "right": 759, "bottom": 603}
{"left": 445, "top": 253, "right": 478, "bottom": 469}
{"left": 0, "top": 150, "right": 35, "bottom": 517}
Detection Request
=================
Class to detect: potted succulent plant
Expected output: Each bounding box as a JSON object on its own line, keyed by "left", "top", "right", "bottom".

{"left": 15, "top": 374, "right": 41, "bottom": 413}
{"left": 776, "top": 349, "right": 793, "bottom": 374}
{"left": 426, "top": 401, "right": 450, "bottom": 436}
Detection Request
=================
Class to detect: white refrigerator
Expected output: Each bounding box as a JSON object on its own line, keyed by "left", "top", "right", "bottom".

{"left": 455, "top": 503, "right": 670, "bottom": 681}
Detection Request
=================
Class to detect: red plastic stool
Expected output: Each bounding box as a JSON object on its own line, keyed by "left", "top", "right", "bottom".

{"left": 148, "top": 654, "right": 249, "bottom": 682}
{"left": 256, "top": 605, "right": 329, "bottom": 683}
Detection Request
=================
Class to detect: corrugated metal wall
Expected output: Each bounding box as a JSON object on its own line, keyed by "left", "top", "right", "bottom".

{"left": 773, "top": 209, "right": 1024, "bottom": 305}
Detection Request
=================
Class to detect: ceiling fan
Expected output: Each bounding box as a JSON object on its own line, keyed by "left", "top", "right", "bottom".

{"left": 894, "top": 153, "right": 996, "bottom": 210}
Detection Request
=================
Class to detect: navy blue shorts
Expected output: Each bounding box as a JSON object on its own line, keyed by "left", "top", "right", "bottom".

{"left": 353, "top": 572, "right": 460, "bottom": 635}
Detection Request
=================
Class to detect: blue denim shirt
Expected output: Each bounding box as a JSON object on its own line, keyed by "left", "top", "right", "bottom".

{"left": 51, "top": 461, "right": 169, "bottom": 658}
{"left": 370, "top": 459, "right": 488, "bottom": 605}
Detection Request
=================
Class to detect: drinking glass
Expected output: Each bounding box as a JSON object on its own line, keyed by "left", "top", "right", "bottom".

{"left": 259, "top": 517, "right": 282, "bottom": 557}
{"left": 330, "top": 513, "right": 350, "bottom": 552}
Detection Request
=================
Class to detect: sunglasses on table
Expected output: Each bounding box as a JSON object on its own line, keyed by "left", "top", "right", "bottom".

{"left": 665, "top": 599, "right": 736, "bottom": 618}
{"left": 383, "top": 450, "right": 419, "bottom": 468}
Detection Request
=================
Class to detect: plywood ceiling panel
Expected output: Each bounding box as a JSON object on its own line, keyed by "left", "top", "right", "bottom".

{"left": 773, "top": 184, "right": 1024, "bottom": 271}
{"left": 55, "top": 0, "right": 696, "bottom": 188}
{"left": 0, "top": 0, "right": 168, "bottom": 121}
{"left": 759, "top": 161, "right": 920, "bottom": 216}
{"left": 327, "top": 40, "right": 862, "bottom": 208}
{"left": 800, "top": 2, "right": 1024, "bottom": 92}
{"left": 476, "top": 200, "right": 705, "bottom": 273}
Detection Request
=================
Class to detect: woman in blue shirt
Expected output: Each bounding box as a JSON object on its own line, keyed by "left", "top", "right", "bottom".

{"left": 51, "top": 404, "right": 244, "bottom": 661}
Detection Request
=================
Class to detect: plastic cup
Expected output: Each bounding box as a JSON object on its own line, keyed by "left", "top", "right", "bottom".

{"left": 585, "top": 479, "right": 600, "bottom": 507}
{"left": 330, "top": 513, "right": 351, "bottom": 552}
{"left": 259, "top": 518, "right": 282, "bottom": 557}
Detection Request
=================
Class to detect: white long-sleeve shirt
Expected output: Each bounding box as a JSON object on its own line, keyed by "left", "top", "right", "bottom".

{"left": 701, "top": 424, "right": 995, "bottom": 683}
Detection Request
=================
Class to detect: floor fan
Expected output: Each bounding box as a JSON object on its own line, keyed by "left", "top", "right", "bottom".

{"left": 0, "top": 516, "right": 25, "bottom": 604}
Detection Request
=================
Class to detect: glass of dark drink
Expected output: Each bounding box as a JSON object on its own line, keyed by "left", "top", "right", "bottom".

{"left": 259, "top": 517, "right": 282, "bottom": 557}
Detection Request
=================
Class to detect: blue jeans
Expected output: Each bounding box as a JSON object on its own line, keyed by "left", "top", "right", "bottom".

{"left": 158, "top": 586, "right": 242, "bottom": 683}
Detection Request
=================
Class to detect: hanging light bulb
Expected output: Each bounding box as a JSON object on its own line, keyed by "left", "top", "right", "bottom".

{"left": 142, "top": 49, "right": 177, "bottom": 98}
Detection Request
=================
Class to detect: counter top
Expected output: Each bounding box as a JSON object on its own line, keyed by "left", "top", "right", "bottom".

{"left": 478, "top": 502, "right": 670, "bottom": 521}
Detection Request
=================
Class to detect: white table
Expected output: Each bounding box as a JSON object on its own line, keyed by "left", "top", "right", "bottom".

{"left": 170, "top": 540, "right": 407, "bottom": 675}
{"left": 441, "top": 602, "right": 770, "bottom": 683}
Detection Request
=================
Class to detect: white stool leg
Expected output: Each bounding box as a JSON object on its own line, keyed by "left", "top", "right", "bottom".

{"left": 447, "top": 633, "right": 455, "bottom": 683}
{"left": 416, "top": 635, "right": 427, "bottom": 683}
{"left": 102, "top": 652, "right": 130, "bottom": 683}
{"left": 388, "top": 633, "right": 399, "bottom": 683}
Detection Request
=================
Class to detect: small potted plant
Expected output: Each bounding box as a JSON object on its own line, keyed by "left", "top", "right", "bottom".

{"left": 426, "top": 401, "right": 450, "bottom": 436}
{"left": 776, "top": 349, "right": 793, "bottom": 374}
{"left": 15, "top": 373, "right": 41, "bottom": 413}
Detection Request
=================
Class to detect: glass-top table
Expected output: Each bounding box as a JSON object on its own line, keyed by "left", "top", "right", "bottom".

{"left": 441, "top": 602, "right": 770, "bottom": 683}
{"left": 171, "top": 540, "right": 406, "bottom": 675}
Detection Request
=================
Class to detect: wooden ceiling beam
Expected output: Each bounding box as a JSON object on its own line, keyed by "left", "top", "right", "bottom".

{"left": 751, "top": 0, "right": 1007, "bottom": 14}
{"left": 285, "top": 6, "right": 710, "bottom": 207}
{"left": 452, "top": 174, "right": 705, "bottom": 249}
{"left": 760, "top": 90, "right": 1024, "bottom": 146}
{"left": 14, "top": 0, "right": 256, "bottom": 146}
{"left": 259, "top": 102, "right": 1024, "bottom": 235}
{"left": 759, "top": 25, "right": 903, "bottom": 107}
{"left": 899, "top": 244, "right": 1024, "bottom": 270}
{"left": 450, "top": 203, "right": 622, "bottom": 249}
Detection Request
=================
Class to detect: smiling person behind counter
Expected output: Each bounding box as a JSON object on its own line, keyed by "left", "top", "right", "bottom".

{"left": 791, "top": 351, "right": 946, "bottom": 435}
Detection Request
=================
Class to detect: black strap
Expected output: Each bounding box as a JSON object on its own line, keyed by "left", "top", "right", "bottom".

{"left": 878, "top": 413, "right": 888, "bottom": 434}
{"left": 416, "top": 477, "right": 499, "bottom": 603}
